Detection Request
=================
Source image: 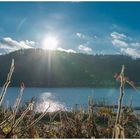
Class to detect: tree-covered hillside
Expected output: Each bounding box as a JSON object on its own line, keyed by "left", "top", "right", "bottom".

{"left": 0, "top": 49, "right": 140, "bottom": 87}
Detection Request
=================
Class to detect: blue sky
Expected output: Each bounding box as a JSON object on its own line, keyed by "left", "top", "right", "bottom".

{"left": 1, "top": 2, "right": 140, "bottom": 58}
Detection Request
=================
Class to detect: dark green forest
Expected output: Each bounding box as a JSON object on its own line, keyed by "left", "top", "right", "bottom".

{"left": 0, "top": 48, "right": 140, "bottom": 87}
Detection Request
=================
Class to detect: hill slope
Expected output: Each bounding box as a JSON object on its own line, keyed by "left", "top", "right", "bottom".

{"left": 0, "top": 49, "right": 140, "bottom": 87}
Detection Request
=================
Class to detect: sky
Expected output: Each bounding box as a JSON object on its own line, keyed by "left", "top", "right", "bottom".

{"left": 1, "top": 2, "right": 140, "bottom": 58}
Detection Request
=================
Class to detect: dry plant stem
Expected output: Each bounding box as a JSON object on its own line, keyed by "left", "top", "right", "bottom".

{"left": 0, "top": 59, "right": 14, "bottom": 106}
{"left": 63, "top": 110, "right": 75, "bottom": 124}
{"left": 59, "top": 111, "right": 63, "bottom": 126}
{"left": 0, "top": 113, "right": 15, "bottom": 128}
{"left": 13, "top": 102, "right": 34, "bottom": 128}
{"left": 49, "top": 110, "right": 59, "bottom": 122}
{"left": 88, "top": 96, "right": 91, "bottom": 116}
{"left": 26, "top": 105, "right": 50, "bottom": 129}
{"left": 13, "top": 88, "right": 24, "bottom": 114}
{"left": 87, "top": 97, "right": 99, "bottom": 138}
{"left": 113, "top": 65, "right": 125, "bottom": 138}
{"left": 115, "top": 65, "right": 125, "bottom": 125}
{"left": 12, "top": 88, "right": 24, "bottom": 125}
{"left": 0, "top": 118, "right": 11, "bottom": 128}
{"left": 0, "top": 87, "right": 24, "bottom": 129}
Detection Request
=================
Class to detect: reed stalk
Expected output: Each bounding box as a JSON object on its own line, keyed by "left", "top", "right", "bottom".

{"left": 113, "top": 65, "right": 125, "bottom": 138}
{"left": 0, "top": 59, "right": 14, "bottom": 106}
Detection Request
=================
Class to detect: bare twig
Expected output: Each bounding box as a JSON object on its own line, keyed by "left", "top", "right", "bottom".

{"left": 113, "top": 65, "right": 125, "bottom": 138}
{"left": 0, "top": 59, "right": 14, "bottom": 106}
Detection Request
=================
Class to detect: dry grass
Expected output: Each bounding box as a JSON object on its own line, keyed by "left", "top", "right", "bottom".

{"left": 0, "top": 60, "right": 139, "bottom": 138}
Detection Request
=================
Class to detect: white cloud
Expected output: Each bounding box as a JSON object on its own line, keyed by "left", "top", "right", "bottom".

{"left": 130, "top": 42, "right": 140, "bottom": 47}
{"left": 76, "top": 32, "right": 95, "bottom": 54}
{"left": 23, "top": 40, "right": 35, "bottom": 46}
{"left": 0, "top": 37, "right": 35, "bottom": 54}
{"left": 110, "top": 32, "right": 128, "bottom": 47}
{"left": 57, "top": 47, "right": 76, "bottom": 53}
{"left": 112, "top": 39, "right": 128, "bottom": 47}
{"left": 111, "top": 32, "right": 129, "bottom": 48}
{"left": 76, "top": 32, "right": 85, "bottom": 38}
{"left": 110, "top": 31, "right": 140, "bottom": 58}
{"left": 78, "top": 44, "right": 92, "bottom": 53}
{"left": 121, "top": 48, "right": 140, "bottom": 59}
{"left": 76, "top": 32, "right": 96, "bottom": 40}
{"left": 111, "top": 32, "right": 127, "bottom": 40}
{"left": 3, "top": 37, "right": 34, "bottom": 49}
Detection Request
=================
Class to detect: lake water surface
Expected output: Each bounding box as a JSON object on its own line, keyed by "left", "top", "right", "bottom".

{"left": 2, "top": 87, "right": 140, "bottom": 112}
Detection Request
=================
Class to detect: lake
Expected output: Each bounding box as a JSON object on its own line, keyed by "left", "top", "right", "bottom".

{"left": 2, "top": 87, "right": 140, "bottom": 112}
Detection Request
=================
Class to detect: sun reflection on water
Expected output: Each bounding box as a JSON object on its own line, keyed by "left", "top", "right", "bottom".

{"left": 35, "top": 92, "right": 66, "bottom": 112}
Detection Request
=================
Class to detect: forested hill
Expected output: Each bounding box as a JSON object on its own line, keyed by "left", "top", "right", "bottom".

{"left": 0, "top": 49, "right": 140, "bottom": 87}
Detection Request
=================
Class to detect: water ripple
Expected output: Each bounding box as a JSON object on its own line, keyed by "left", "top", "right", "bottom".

{"left": 35, "top": 92, "right": 67, "bottom": 112}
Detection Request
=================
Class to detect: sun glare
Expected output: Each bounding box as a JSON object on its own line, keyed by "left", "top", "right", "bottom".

{"left": 42, "top": 36, "right": 58, "bottom": 50}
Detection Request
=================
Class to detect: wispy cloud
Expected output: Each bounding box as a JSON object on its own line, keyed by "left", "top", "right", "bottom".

{"left": 130, "top": 42, "right": 140, "bottom": 47}
{"left": 111, "top": 32, "right": 127, "bottom": 40}
{"left": 76, "top": 32, "right": 85, "bottom": 39}
{"left": 112, "top": 39, "right": 128, "bottom": 47}
{"left": 111, "top": 32, "right": 129, "bottom": 47}
{"left": 78, "top": 44, "right": 92, "bottom": 53}
{"left": 76, "top": 32, "right": 96, "bottom": 54}
{"left": 57, "top": 47, "right": 76, "bottom": 53}
{"left": 76, "top": 32, "right": 97, "bottom": 40}
{"left": 0, "top": 37, "right": 35, "bottom": 54}
{"left": 121, "top": 48, "right": 140, "bottom": 59}
{"left": 2, "top": 37, "right": 34, "bottom": 49}
{"left": 16, "top": 17, "right": 27, "bottom": 32}
{"left": 111, "top": 31, "right": 140, "bottom": 58}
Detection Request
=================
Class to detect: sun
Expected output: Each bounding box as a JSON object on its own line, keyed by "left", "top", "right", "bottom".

{"left": 42, "top": 36, "right": 58, "bottom": 50}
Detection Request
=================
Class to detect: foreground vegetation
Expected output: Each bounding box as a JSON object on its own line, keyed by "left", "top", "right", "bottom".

{"left": 0, "top": 60, "right": 140, "bottom": 138}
